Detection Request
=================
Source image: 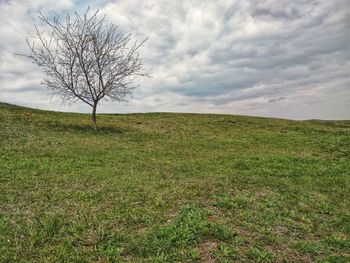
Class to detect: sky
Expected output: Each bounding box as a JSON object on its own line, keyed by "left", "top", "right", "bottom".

{"left": 0, "top": 0, "right": 349, "bottom": 120}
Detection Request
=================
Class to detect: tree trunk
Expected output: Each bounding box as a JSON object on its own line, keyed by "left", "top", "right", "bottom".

{"left": 92, "top": 103, "right": 97, "bottom": 130}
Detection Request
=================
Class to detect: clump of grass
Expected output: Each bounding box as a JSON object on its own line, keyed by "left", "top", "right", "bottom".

{"left": 248, "top": 246, "right": 275, "bottom": 262}
{"left": 129, "top": 205, "right": 235, "bottom": 261}
{"left": 213, "top": 192, "right": 251, "bottom": 209}
{"left": 323, "top": 235, "right": 350, "bottom": 250}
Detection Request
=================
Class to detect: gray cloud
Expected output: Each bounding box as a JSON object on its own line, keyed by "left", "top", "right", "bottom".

{"left": 0, "top": 0, "right": 349, "bottom": 119}
{"left": 268, "top": 97, "right": 286, "bottom": 103}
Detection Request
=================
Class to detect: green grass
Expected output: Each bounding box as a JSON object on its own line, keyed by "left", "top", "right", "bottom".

{"left": 0, "top": 102, "right": 349, "bottom": 262}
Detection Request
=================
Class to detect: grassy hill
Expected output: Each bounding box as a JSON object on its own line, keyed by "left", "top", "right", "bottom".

{"left": 0, "top": 102, "right": 349, "bottom": 262}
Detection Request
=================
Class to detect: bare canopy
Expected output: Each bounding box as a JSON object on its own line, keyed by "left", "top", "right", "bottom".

{"left": 24, "top": 8, "right": 149, "bottom": 129}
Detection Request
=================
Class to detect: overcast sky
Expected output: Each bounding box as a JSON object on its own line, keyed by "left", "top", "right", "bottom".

{"left": 0, "top": 0, "right": 349, "bottom": 119}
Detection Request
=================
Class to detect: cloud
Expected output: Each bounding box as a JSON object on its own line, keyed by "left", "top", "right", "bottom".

{"left": 268, "top": 97, "right": 286, "bottom": 103}
{"left": 0, "top": 0, "right": 349, "bottom": 119}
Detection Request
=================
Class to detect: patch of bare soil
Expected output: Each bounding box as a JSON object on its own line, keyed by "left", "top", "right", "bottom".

{"left": 197, "top": 241, "right": 218, "bottom": 263}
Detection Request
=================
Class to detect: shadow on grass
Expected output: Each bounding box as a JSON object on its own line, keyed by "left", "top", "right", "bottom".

{"left": 45, "top": 122, "right": 129, "bottom": 134}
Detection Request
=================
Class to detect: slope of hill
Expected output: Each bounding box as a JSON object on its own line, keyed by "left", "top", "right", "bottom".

{"left": 1, "top": 102, "right": 349, "bottom": 262}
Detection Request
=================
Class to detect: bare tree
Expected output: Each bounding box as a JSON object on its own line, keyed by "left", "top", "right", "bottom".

{"left": 23, "top": 8, "right": 149, "bottom": 130}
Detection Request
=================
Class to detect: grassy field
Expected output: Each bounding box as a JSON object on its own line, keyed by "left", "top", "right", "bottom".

{"left": 0, "top": 102, "right": 349, "bottom": 262}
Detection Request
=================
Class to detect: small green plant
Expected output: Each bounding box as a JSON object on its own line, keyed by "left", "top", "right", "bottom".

{"left": 248, "top": 246, "right": 275, "bottom": 262}
{"left": 216, "top": 243, "right": 237, "bottom": 260}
